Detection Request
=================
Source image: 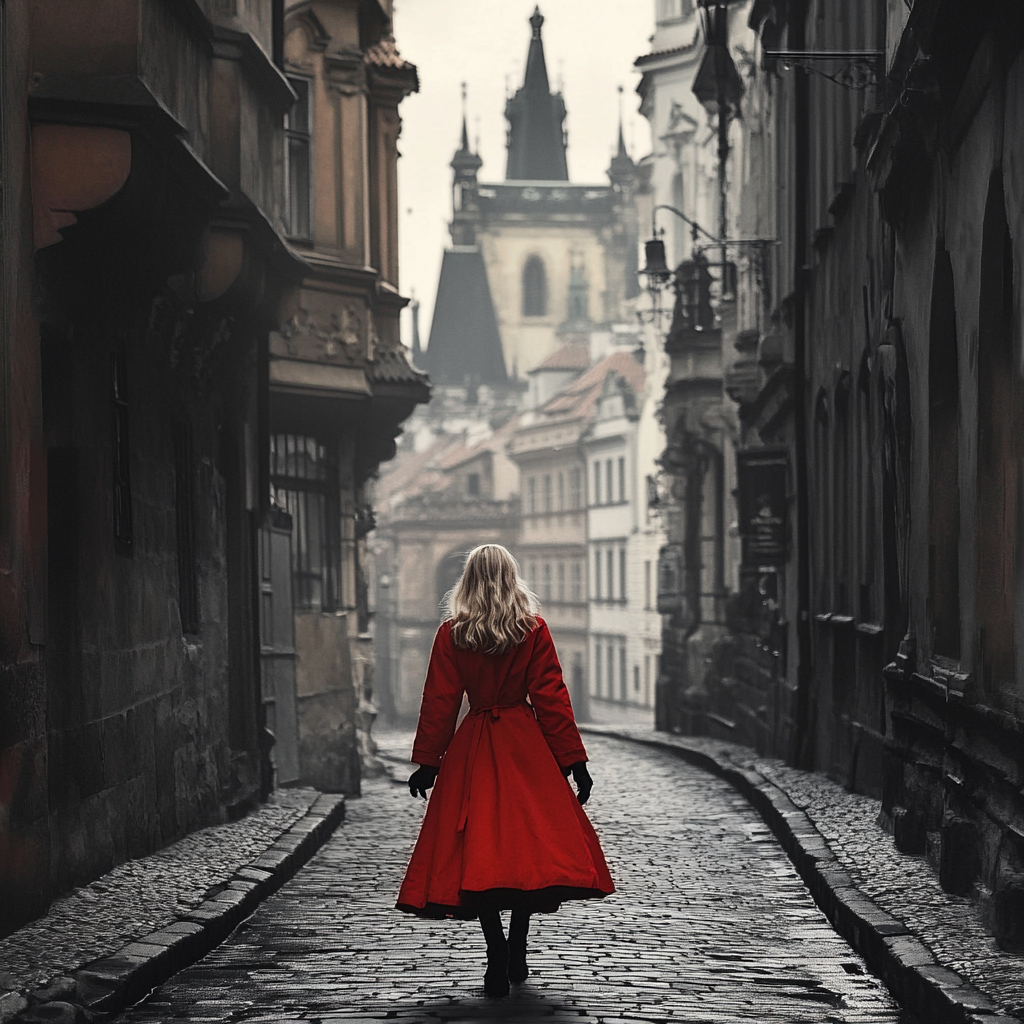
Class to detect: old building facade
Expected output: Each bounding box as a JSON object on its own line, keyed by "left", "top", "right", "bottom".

{"left": 268, "top": 0, "right": 427, "bottom": 792}
{"left": 635, "top": 0, "right": 752, "bottom": 737}
{"left": 0, "top": 0, "right": 420, "bottom": 938}
{"left": 583, "top": 358, "right": 662, "bottom": 723}
{"left": 709, "top": 0, "right": 1024, "bottom": 948}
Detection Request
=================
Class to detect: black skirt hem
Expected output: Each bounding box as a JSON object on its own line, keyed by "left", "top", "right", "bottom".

{"left": 396, "top": 885, "right": 610, "bottom": 920}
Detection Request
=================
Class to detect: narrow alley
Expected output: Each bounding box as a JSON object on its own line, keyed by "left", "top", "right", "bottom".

{"left": 118, "top": 735, "right": 901, "bottom": 1024}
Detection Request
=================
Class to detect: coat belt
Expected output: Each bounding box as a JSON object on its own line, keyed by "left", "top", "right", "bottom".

{"left": 457, "top": 699, "right": 528, "bottom": 832}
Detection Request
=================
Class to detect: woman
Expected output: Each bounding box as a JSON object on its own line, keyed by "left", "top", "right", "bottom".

{"left": 396, "top": 544, "right": 614, "bottom": 998}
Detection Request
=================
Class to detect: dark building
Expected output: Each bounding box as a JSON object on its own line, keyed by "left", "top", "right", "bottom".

{"left": 721, "top": 0, "right": 1024, "bottom": 948}
{"left": 0, "top": 0, "right": 421, "bottom": 939}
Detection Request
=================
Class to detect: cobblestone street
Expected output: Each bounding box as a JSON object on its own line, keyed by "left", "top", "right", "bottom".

{"left": 118, "top": 734, "right": 903, "bottom": 1023}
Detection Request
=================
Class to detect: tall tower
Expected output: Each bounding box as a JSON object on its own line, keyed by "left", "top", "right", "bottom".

{"left": 504, "top": 8, "right": 569, "bottom": 181}
{"left": 422, "top": 114, "right": 507, "bottom": 387}
{"left": 451, "top": 92, "right": 483, "bottom": 246}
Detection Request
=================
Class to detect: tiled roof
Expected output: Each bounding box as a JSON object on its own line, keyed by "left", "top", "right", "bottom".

{"left": 364, "top": 36, "right": 415, "bottom": 71}
{"left": 375, "top": 436, "right": 462, "bottom": 506}
{"left": 634, "top": 34, "right": 699, "bottom": 68}
{"left": 368, "top": 345, "right": 429, "bottom": 387}
{"left": 538, "top": 349, "right": 646, "bottom": 424}
{"left": 435, "top": 414, "right": 522, "bottom": 471}
{"left": 533, "top": 341, "right": 590, "bottom": 372}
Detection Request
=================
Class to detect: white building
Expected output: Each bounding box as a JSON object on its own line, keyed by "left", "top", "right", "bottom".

{"left": 583, "top": 343, "right": 665, "bottom": 725}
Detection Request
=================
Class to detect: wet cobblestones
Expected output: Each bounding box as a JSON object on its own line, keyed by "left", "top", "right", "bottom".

{"left": 118, "top": 733, "right": 901, "bottom": 1023}
{"left": 747, "top": 754, "right": 1024, "bottom": 1019}
{"left": 0, "top": 788, "right": 318, "bottom": 994}
{"left": 605, "top": 726, "right": 1024, "bottom": 1021}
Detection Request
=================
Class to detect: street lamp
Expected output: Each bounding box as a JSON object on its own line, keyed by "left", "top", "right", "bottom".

{"left": 693, "top": 0, "right": 743, "bottom": 283}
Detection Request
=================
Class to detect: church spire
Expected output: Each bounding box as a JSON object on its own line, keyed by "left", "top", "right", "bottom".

{"left": 410, "top": 294, "right": 423, "bottom": 366}
{"left": 607, "top": 85, "right": 636, "bottom": 188}
{"left": 450, "top": 83, "right": 483, "bottom": 246}
{"left": 504, "top": 7, "right": 568, "bottom": 181}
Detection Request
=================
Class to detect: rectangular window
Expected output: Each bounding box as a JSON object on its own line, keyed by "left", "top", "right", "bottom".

{"left": 175, "top": 422, "right": 199, "bottom": 634}
{"left": 112, "top": 348, "right": 133, "bottom": 552}
{"left": 594, "top": 548, "right": 602, "bottom": 599}
{"left": 644, "top": 560, "right": 652, "bottom": 609}
{"left": 606, "top": 459, "right": 613, "bottom": 504}
{"left": 542, "top": 561, "right": 552, "bottom": 601}
{"left": 528, "top": 476, "right": 536, "bottom": 514}
{"left": 467, "top": 472, "right": 480, "bottom": 496}
{"left": 595, "top": 642, "right": 602, "bottom": 696}
{"left": 606, "top": 549, "right": 614, "bottom": 602}
{"left": 608, "top": 642, "right": 615, "bottom": 700}
{"left": 557, "top": 472, "right": 564, "bottom": 511}
{"left": 620, "top": 645, "right": 627, "bottom": 701}
{"left": 593, "top": 460, "right": 601, "bottom": 505}
{"left": 644, "top": 654, "right": 651, "bottom": 705}
{"left": 571, "top": 560, "right": 582, "bottom": 602}
{"left": 270, "top": 433, "right": 340, "bottom": 611}
{"left": 556, "top": 561, "right": 565, "bottom": 602}
{"left": 618, "top": 457, "right": 626, "bottom": 502}
{"left": 634, "top": 663, "right": 640, "bottom": 695}
{"left": 570, "top": 468, "right": 582, "bottom": 509}
{"left": 543, "top": 473, "right": 552, "bottom": 512}
{"left": 620, "top": 548, "right": 627, "bottom": 601}
{"left": 286, "top": 77, "right": 311, "bottom": 239}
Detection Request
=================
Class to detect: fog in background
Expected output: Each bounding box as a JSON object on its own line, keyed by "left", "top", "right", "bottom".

{"left": 394, "top": 0, "right": 656, "bottom": 343}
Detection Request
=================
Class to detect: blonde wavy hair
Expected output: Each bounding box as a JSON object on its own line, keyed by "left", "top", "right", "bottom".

{"left": 445, "top": 544, "right": 539, "bottom": 654}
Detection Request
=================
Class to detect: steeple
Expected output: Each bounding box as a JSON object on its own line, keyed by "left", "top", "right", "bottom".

{"left": 450, "top": 84, "right": 483, "bottom": 246}
{"left": 607, "top": 86, "right": 636, "bottom": 188}
{"left": 504, "top": 8, "right": 568, "bottom": 181}
{"left": 410, "top": 295, "right": 423, "bottom": 367}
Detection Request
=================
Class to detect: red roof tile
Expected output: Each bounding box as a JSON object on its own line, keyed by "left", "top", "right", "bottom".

{"left": 537, "top": 349, "right": 646, "bottom": 424}
{"left": 533, "top": 341, "right": 590, "bottom": 372}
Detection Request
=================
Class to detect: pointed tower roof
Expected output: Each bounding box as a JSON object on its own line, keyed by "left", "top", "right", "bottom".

{"left": 410, "top": 296, "right": 423, "bottom": 366}
{"left": 423, "top": 249, "right": 508, "bottom": 387}
{"left": 607, "top": 86, "right": 637, "bottom": 186}
{"left": 451, "top": 84, "right": 482, "bottom": 179}
{"left": 504, "top": 8, "right": 568, "bottom": 181}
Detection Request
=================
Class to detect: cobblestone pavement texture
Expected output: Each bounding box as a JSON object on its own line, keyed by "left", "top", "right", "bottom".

{"left": 0, "top": 788, "right": 319, "bottom": 994}
{"left": 604, "top": 726, "right": 1024, "bottom": 1021}
{"left": 118, "top": 732, "right": 902, "bottom": 1023}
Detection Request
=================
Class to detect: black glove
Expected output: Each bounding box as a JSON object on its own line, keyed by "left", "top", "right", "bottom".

{"left": 408, "top": 764, "right": 439, "bottom": 799}
{"left": 562, "top": 761, "right": 593, "bottom": 805}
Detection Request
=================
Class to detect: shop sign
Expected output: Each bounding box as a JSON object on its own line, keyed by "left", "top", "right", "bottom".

{"left": 736, "top": 448, "right": 788, "bottom": 566}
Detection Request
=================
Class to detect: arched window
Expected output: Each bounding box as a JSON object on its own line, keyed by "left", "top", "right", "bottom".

{"left": 522, "top": 256, "right": 548, "bottom": 317}
{"left": 976, "top": 171, "right": 1018, "bottom": 691}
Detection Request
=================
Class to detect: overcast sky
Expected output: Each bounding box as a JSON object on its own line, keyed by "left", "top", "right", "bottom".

{"left": 393, "top": 0, "right": 655, "bottom": 345}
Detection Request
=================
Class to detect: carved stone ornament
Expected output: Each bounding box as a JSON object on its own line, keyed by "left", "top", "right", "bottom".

{"left": 274, "top": 305, "right": 363, "bottom": 365}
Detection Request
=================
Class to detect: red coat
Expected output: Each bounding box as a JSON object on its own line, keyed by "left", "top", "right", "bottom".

{"left": 396, "top": 618, "right": 614, "bottom": 918}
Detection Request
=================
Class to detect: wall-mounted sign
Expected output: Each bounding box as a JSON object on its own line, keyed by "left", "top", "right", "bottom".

{"left": 736, "top": 448, "right": 789, "bottom": 566}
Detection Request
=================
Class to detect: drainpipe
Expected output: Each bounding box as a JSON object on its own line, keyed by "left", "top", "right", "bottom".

{"left": 791, "top": 1, "right": 813, "bottom": 769}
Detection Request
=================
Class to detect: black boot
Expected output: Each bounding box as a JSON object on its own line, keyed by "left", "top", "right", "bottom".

{"left": 479, "top": 910, "right": 510, "bottom": 998}
{"left": 507, "top": 909, "right": 530, "bottom": 984}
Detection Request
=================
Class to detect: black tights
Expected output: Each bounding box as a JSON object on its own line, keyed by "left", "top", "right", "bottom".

{"left": 478, "top": 908, "right": 531, "bottom": 950}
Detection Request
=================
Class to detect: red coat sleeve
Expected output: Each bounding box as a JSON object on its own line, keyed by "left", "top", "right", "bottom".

{"left": 526, "top": 620, "right": 588, "bottom": 769}
{"left": 410, "top": 622, "right": 464, "bottom": 767}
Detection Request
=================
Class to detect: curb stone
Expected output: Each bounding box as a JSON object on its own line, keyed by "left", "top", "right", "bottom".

{"left": 4, "top": 794, "right": 345, "bottom": 1024}
{"left": 581, "top": 724, "right": 1022, "bottom": 1024}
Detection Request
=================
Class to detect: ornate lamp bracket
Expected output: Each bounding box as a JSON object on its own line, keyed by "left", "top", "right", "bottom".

{"left": 764, "top": 50, "right": 884, "bottom": 91}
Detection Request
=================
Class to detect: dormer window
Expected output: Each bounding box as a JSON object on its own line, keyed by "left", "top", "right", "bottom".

{"left": 285, "top": 77, "right": 311, "bottom": 239}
